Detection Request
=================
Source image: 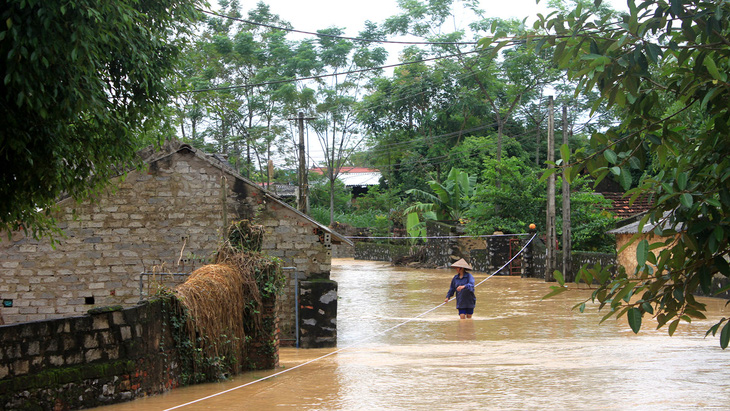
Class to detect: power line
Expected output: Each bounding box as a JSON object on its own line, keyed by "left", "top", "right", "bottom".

{"left": 197, "top": 8, "right": 479, "bottom": 46}
{"left": 182, "top": 49, "right": 482, "bottom": 94}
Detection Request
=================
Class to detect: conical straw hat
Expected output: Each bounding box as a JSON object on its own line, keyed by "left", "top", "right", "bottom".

{"left": 451, "top": 258, "right": 473, "bottom": 270}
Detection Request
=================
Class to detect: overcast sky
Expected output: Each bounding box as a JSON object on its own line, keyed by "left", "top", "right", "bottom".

{"left": 242, "top": 0, "right": 628, "bottom": 37}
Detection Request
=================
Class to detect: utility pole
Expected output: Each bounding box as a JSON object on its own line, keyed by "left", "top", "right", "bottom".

{"left": 291, "top": 112, "right": 315, "bottom": 214}
{"left": 562, "top": 105, "right": 572, "bottom": 281}
{"left": 545, "top": 96, "right": 556, "bottom": 282}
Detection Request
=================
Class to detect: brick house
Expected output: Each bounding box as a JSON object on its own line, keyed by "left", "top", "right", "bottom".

{"left": 0, "top": 141, "right": 351, "bottom": 345}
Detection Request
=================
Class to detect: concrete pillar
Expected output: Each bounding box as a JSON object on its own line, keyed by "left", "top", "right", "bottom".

{"left": 298, "top": 280, "right": 337, "bottom": 348}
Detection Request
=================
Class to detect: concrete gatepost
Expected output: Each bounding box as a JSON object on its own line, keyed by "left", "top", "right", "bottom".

{"left": 298, "top": 280, "right": 337, "bottom": 348}
{"left": 487, "top": 234, "right": 511, "bottom": 275}
{"left": 521, "top": 232, "right": 536, "bottom": 278}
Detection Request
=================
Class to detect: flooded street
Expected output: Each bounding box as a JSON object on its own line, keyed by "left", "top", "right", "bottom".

{"left": 99, "top": 259, "right": 729, "bottom": 410}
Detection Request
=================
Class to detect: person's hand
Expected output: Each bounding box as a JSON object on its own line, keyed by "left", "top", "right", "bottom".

{"left": 456, "top": 285, "right": 465, "bottom": 291}
{"left": 444, "top": 298, "right": 449, "bottom": 303}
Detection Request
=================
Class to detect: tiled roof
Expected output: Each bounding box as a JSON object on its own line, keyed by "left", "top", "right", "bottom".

{"left": 599, "top": 192, "right": 653, "bottom": 219}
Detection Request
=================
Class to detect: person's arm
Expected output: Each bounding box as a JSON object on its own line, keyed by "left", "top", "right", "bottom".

{"left": 463, "top": 273, "right": 475, "bottom": 292}
{"left": 445, "top": 278, "right": 456, "bottom": 301}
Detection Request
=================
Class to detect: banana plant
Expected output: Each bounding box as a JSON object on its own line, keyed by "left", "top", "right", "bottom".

{"left": 405, "top": 167, "right": 477, "bottom": 221}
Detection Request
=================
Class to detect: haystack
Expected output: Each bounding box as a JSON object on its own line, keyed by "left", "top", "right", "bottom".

{"left": 173, "top": 220, "right": 283, "bottom": 378}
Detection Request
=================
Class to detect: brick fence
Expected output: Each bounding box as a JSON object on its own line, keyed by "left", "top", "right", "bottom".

{"left": 0, "top": 295, "right": 278, "bottom": 410}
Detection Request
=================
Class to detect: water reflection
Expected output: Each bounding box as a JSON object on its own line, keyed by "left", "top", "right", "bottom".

{"left": 97, "top": 259, "right": 729, "bottom": 410}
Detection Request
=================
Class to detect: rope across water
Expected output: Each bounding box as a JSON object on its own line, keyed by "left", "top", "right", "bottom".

{"left": 163, "top": 232, "right": 538, "bottom": 410}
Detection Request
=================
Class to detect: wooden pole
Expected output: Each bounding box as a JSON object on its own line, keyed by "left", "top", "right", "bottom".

{"left": 562, "top": 105, "right": 572, "bottom": 280}
{"left": 297, "top": 112, "right": 307, "bottom": 212}
{"left": 545, "top": 96, "right": 556, "bottom": 282}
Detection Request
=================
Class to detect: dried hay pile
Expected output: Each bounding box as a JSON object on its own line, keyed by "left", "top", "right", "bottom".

{"left": 173, "top": 220, "right": 283, "bottom": 377}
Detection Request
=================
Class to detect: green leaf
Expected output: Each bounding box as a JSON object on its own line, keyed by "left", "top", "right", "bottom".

{"left": 703, "top": 56, "right": 724, "bottom": 81}
{"left": 554, "top": 270, "right": 565, "bottom": 286}
{"left": 560, "top": 143, "right": 570, "bottom": 165}
{"left": 636, "top": 239, "right": 648, "bottom": 266}
{"left": 641, "top": 302, "right": 654, "bottom": 314}
{"left": 705, "top": 321, "right": 721, "bottom": 337}
{"left": 618, "top": 167, "right": 632, "bottom": 190}
{"left": 668, "top": 319, "right": 679, "bottom": 336}
{"left": 612, "top": 282, "right": 636, "bottom": 306}
{"left": 721, "top": 321, "right": 730, "bottom": 349}
{"left": 627, "top": 308, "right": 642, "bottom": 333}
{"left": 680, "top": 193, "right": 693, "bottom": 208}
{"left": 604, "top": 149, "right": 618, "bottom": 164}
{"left": 543, "top": 285, "right": 568, "bottom": 299}
{"left": 677, "top": 172, "right": 688, "bottom": 190}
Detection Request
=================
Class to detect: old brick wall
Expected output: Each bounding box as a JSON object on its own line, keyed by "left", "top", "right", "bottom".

{"left": 0, "top": 301, "right": 180, "bottom": 410}
{"left": 0, "top": 295, "right": 280, "bottom": 410}
{"left": 354, "top": 242, "right": 421, "bottom": 262}
{"left": 0, "top": 148, "right": 333, "bottom": 347}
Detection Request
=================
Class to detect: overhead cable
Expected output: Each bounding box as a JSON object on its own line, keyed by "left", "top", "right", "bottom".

{"left": 198, "top": 8, "right": 479, "bottom": 46}
{"left": 183, "top": 49, "right": 482, "bottom": 93}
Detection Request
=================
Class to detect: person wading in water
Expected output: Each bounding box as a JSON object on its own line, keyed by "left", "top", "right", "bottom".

{"left": 445, "top": 259, "right": 476, "bottom": 319}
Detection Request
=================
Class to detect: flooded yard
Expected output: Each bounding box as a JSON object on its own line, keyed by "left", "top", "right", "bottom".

{"left": 99, "top": 259, "right": 729, "bottom": 410}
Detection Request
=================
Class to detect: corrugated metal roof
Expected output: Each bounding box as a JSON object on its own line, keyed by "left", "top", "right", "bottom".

{"left": 339, "top": 172, "right": 381, "bottom": 187}
{"left": 608, "top": 211, "right": 681, "bottom": 235}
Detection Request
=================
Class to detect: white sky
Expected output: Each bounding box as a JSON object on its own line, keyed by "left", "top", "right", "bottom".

{"left": 246, "top": 0, "right": 628, "bottom": 37}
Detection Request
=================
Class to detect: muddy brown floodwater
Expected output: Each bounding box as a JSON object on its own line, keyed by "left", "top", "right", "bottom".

{"left": 98, "top": 258, "right": 729, "bottom": 410}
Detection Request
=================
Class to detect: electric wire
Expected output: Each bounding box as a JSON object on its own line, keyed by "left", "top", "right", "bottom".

{"left": 182, "top": 49, "right": 483, "bottom": 93}
{"left": 198, "top": 8, "right": 480, "bottom": 46}
{"left": 162, "top": 232, "right": 538, "bottom": 410}
{"left": 345, "top": 233, "right": 529, "bottom": 239}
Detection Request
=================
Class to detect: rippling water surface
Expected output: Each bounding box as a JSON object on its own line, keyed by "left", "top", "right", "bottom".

{"left": 98, "top": 259, "right": 729, "bottom": 410}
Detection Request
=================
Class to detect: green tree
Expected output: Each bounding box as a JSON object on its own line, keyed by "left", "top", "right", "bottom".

{"left": 466, "top": 157, "right": 545, "bottom": 234}
{"left": 506, "top": 0, "right": 730, "bottom": 346}
{"left": 0, "top": 0, "right": 201, "bottom": 239}
{"left": 309, "top": 23, "right": 388, "bottom": 224}
{"left": 178, "top": 2, "right": 316, "bottom": 183}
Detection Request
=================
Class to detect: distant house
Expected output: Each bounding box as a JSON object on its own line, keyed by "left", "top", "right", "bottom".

{"left": 0, "top": 141, "right": 351, "bottom": 345}
{"left": 311, "top": 167, "right": 381, "bottom": 197}
{"left": 592, "top": 175, "right": 653, "bottom": 219}
{"left": 607, "top": 212, "right": 678, "bottom": 275}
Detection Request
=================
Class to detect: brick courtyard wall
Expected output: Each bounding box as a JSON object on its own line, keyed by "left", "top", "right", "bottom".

{"left": 0, "top": 301, "right": 179, "bottom": 409}
{"left": 0, "top": 147, "right": 334, "bottom": 347}
{"left": 0, "top": 295, "right": 279, "bottom": 410}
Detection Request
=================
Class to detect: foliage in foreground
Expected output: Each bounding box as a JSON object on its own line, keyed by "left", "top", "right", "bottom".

{"left": 0, "top": 0, "right": 201, "bottom": 240}
{"left": 506, "top": 0, "right": 730, "bottom": 347}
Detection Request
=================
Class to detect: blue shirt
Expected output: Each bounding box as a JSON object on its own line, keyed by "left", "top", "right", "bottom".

{"left": 446, "top": 272, "right": 476, "bottom": 309}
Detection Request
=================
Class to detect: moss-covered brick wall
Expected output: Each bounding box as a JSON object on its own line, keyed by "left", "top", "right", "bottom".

{"left": 0, "top": 301, "right": 178, "bottom": 410}
{"left": 0, "top": 296, "right": 279, "bottom": 410}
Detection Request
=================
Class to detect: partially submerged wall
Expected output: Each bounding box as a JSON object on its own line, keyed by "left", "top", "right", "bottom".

{"left": 0, "top": 301, "right": 177, "bottom": 410}
{"left": 354, "top": 243, "right": 421, "bottom": 262}
{"left": 259, "top": 201, "right": 333, "bottom": 345}
{"left": 0, "top": 296, "right": 279, "bottom": 410}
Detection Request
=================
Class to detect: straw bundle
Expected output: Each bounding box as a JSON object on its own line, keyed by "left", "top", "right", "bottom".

{"left": 172, "top": 220, "right": 283, "bottom": 378}
{"left": 175, "top": 259, "right": 261, "bottom": 374}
